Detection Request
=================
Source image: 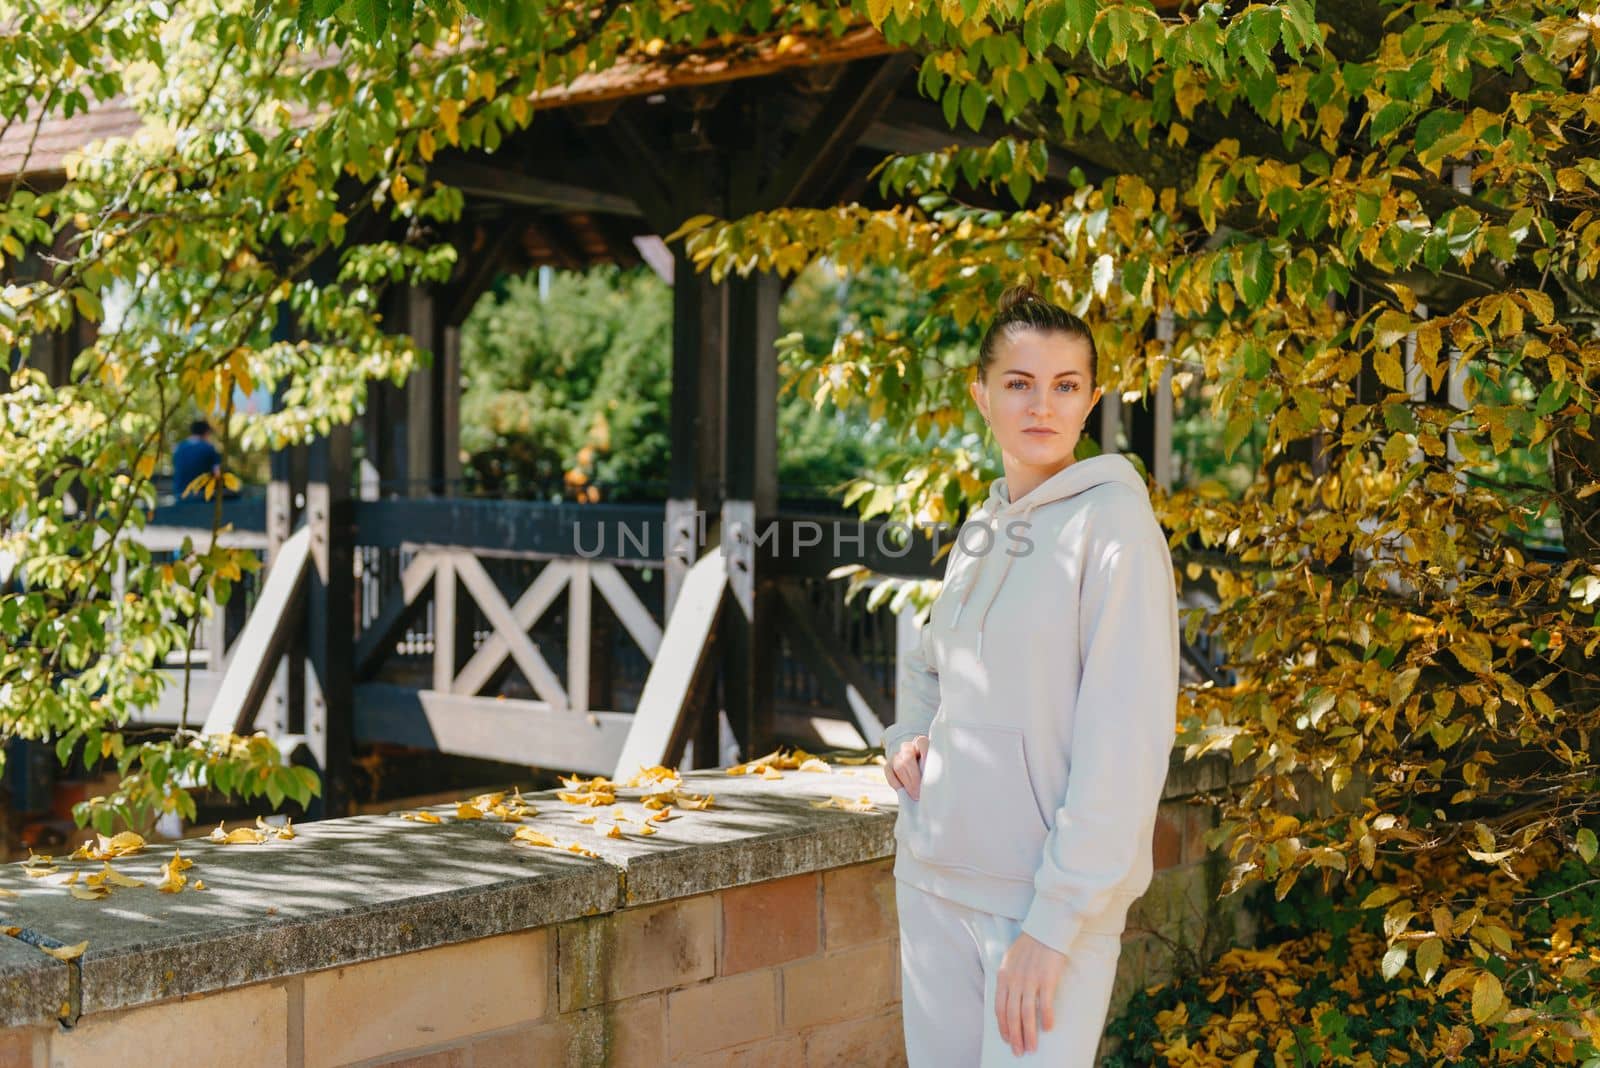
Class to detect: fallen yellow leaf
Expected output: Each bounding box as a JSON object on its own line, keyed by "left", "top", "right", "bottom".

{"left": 623, "top": 764, "right": 680, "bottom": 788}
{"left": 455, "top": 804, "right": 484, "bottom": 821}
{"left": 257, "top": 816, "right": 295, "bottom": 840}
{"left": 649, "top": 807, "right": 675, "bottom": 823}
{"left": 637, "top": 825, "right": 657, "bottom": 836}
{"left": 210, "top": 823, "right": 268, "bottom": 845}
{"left": 678, "top": 793, "right": 714, "bottom": 810}
{"left": 642, "top": 795, "right": 672, "bottom": 810}
{"left": 401, "top": 811, "right": 443, "bottom": 824}
{"left": 513, "top": 828, "right": 557, "bottom": 847}
{"left": 577, "top": 815, "right": 598, "bottom": 825}
{"left": 25, "top": 867, "right": 58, "bottom": 878}
{"left": 605, "top": 825, "right": 623, "bottom": 839}
{"left": 798, "top": 758, "right": 831, "bottom": 774}
{"left": 41, "top": 941, "right": 88, "bottom": 962}
{"left": 69, "top": 886, "right": 109, "bottom": 901}
{"left": 72, "top": 832, "right": 147, "bottom": 861}
{"left": 760, "top": 766, "right": 784, "bottom": 781}
{"left": 557, "top": 790, "right": 616, "bottom": 807}
{"left": 100, "top": 864, "right": 145, "bottom": 889}
{"left": 63, "top": 870, "right": 81, "bottom": 886}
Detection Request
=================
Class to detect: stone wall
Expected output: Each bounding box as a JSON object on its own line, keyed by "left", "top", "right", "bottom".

{"left": 0, "top": 755, "right": 1246, "bottom": 1067}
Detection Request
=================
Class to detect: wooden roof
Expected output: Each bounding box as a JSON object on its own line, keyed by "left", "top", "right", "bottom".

{"left": 0, "top": 25, "right": 895, "bottom": 183}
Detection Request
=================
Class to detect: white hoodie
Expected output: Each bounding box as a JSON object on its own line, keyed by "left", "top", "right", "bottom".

{"left": 881, "top": 452, "right": 1180, "bottom": 954}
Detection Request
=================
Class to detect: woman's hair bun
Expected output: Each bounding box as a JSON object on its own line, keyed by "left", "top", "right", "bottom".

{"left": 997, "top": 283, "right": 1043, "bottom": 315}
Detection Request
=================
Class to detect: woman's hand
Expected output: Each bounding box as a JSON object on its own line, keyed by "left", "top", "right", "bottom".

{"left": 995, "top": 932, "right": 1067, "bottom": 1056}
{"left": 883, "top": 735, "right": 929, "bottom": 799}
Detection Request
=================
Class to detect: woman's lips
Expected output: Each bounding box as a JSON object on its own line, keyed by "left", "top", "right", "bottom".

{"left": 1022, "top": 427, "right": 1058, "bottom": 435}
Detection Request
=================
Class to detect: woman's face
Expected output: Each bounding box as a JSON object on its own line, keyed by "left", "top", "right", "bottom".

{"left": 969, "top": 329, "right": 1103, "bottom": 472}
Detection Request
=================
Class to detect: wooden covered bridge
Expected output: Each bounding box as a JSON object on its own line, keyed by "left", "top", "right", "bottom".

{"left": 2, "top": 25, "right": 1193, "bottom": 820}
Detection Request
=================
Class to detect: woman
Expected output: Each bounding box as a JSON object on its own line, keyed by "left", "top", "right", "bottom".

{"left": 882, "top": 284, "right": 1180, "bottom": 1065}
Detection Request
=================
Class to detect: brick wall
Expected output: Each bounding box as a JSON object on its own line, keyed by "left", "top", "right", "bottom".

{"left": 0, "top": 758, "right": 1256, "bottom": 1068}
{"left": 0, "top": 860, "right": 905, "bottom": 1068}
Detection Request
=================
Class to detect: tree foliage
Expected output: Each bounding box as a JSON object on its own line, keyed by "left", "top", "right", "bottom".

{"left": 7, "top": 0, "right": 1600, "bottom": 1053}
{"left": 672, "top": 0, "right": 1600, "bottom": 1058}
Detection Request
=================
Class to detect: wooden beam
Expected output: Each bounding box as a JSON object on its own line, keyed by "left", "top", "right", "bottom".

{"left": 430, "top": 159, "right": 640, "bottom": 217}
{"left": 202, "top": 526, "right": 312, "bottom": 736}
{"left": 452, "top": 551, "right": 570, "bottom": 710}
{"left": 453, "top": 560, "right": 572, "bottom": 697}
{"left": 775, "top": 582, "right": 890, "bottom": 746}
{"left": 305, "top": 424, "right": 356, "bottom": 818}
{"left": 522, "top": 214, "right": 586, "bottom": 272}
{"left": 590, "top": 562, "right": 663, "bottom": 661}
{"left": 353, "top": 498, "right": 666, "bottom": 559}
{"left": 355, "top": 684, "right": 631, "bottom": 775}
{"left": 588, "top": 110, "right": 678, "bottom": 234}
{"left": 759, "top": 54, "right": 914, "bottom": 210}
{"left": 612, "top": 546, "right": 726, "bottom": 780}
{"left": 441, "top": 222, "right": 521, "bottom": 326}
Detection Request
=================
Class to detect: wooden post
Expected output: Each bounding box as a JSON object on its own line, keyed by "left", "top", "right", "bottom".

{"left": 404, "top": 285, "right": 439, "bottom": 497}
{"left": 264, "top": 417, "right": 307, "bottom": 739}
{"left": 720, "top": 270, "right": 781, "bottom": 762}
{"left": 305, "top": 423, "right": 355, "bottom": 818}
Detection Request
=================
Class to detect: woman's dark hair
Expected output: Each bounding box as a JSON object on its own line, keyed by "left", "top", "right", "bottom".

{"left": 976, "top": 282, "right": 1097, "bottom": 384}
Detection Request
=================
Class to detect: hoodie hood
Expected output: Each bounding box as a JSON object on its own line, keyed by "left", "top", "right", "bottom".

{"left": 949, "top": 453, "right": 1151, "bottom": 657}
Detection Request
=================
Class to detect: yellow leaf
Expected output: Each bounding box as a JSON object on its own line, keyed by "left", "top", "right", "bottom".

{"left": 798, "top": 758, "right": 831, "bottom": 774}
{"left": 513, "top": 827, "right": 556, "bottom": 847}
{"left": 24, "top": 866, "right": 58, "bottom": 878}
{"left": 63, "top": 870, "right": 80, "bottom": 886}
{"left": 193, "top": 880, "right": 206, "bottom": 891}
{"left": 577, "top": 815, "right": 597, "bottom": 825}
{"left": 605, "top": 825, "right": 623, "bottom": 839}
{"left": 637, "top": 825, "right": 656, "bottom": 836}
{"left": 455, "top": 804, "right": 484, "bottom": 821}
{"left": 760, "top": 766, "right": 784, "bottom": 781}
{"left": 1416, "top": 937, "right": 1444, "bottom": 983}
{"left": 678, "top": 793, "right": 714, "bottom": 810}
{"left": 1471, "top": 971, "right": 1504, "bottom": 1024}
{"left": 401, "top": 812, "right": 443, "bottom": 824}
{"left": 1374, "top": 349, "right": 1406, "bottom": 392}
{"left": 258, "top": 816, "right": 295, "bottom": 840}
{"left": 101, "top": 864, "right": 144, "bottom": 889}
{"left": 40, "top": 941, "right": 88, "bottom": 962}
{"left": 70, "top": 886, "right": 109, "bottom": 901}
{"left": 649, "top": 807, "right": 674, "bottom": 823}
{"left": 210, "top": 823, "right": 268, "bottom": 845}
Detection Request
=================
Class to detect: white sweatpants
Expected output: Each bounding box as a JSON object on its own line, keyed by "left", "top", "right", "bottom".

{"left": 896, "top": 880, "right": 1124, "bottom": 1067}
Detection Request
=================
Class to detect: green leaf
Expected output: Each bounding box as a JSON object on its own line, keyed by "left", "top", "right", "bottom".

{"left": 1578, "top": 828, "right": 1597, "bottom": 864}
{"left": 960, "top": 82, "right": 988, "bottom": 133}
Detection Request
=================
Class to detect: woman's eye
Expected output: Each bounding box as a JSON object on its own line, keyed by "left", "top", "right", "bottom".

{"left": 1057, "top": 381, "right": 1077, "bottom": 392}
{"left": 1007, "top": 380, "right": 1027, "bottom": 389}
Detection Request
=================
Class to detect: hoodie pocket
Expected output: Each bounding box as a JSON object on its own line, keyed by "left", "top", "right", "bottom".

{"left": 902, "top": 719, "right": 1050, "bottom": 882}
